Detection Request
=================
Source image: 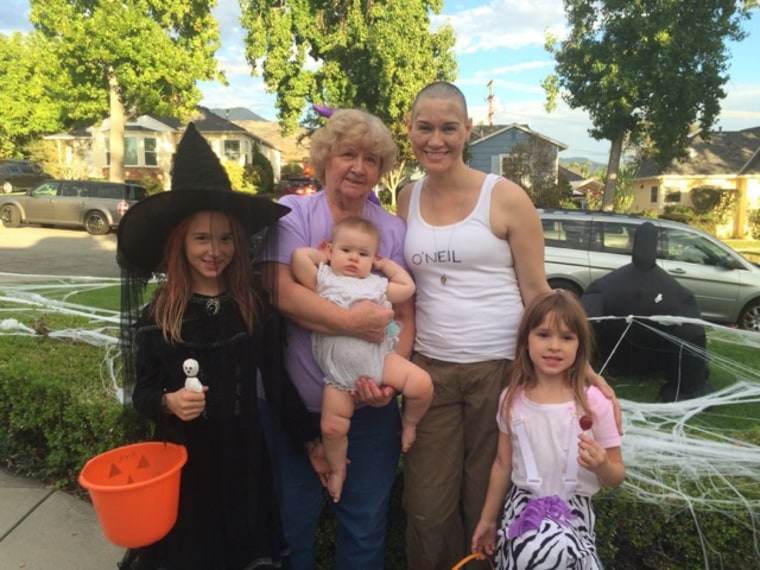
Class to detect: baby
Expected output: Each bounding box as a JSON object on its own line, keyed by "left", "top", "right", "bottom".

{"left": 291, "top": 216, "right": 433, "bottom": 502}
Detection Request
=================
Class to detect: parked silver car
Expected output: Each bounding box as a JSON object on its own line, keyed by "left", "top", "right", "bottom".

{"left": 0, "top": 179, "right": 147, "bottom": 235}
{"left": 540, "top": 209, "right": 760, "bottom": 330}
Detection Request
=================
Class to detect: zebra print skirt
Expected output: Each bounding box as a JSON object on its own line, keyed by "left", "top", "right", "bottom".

{"left": 495, "top": 486, "right": 602, "bottom": 570}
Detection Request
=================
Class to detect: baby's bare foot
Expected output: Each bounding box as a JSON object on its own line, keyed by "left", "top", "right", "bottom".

{"left": 327, "top": 471, "right": 346, "bottom": 503}
{"left": 402, "top": 424, "right": 417, "bottom": 453}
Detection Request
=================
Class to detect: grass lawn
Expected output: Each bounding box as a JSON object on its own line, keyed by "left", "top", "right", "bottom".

{"left": 601, "top": 327, "right": 760, "bottom": 438}
{"left": 724, "top": 238, "right": 760, "bottom": 264}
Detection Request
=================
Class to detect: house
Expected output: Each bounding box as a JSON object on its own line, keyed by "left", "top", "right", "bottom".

{"left": 232, "top": 120, "right": 312, "bottom": 168}
{"left": 44, "top": 107, "right": 282, "bottom": 190}
{"left": 558, "top": 164, "right": 605, "bottom": 207}
{"left": 632, "top": 126, "right": 760, "bottom": 238}
{"left": 468, "top": 123, "right": 568, "bottom": 185}
{"left": 211, "top": 107, "right": 312, "bottom": 169}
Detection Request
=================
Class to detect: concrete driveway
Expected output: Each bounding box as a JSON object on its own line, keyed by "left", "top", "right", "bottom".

{"left": 0, "top": 224, "right": 119, "bottom": 278}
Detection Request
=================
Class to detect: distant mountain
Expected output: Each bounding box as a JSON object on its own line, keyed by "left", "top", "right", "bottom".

{"left": 560, "top": 157, "right": 606, "bottom": 172}
{"left": 211, "top": 107, "right": 269, "bottom": 122}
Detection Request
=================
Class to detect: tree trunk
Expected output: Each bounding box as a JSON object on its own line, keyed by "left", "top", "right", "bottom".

{"left": 108, "top": 67, "right": 125, "bottom": 183}
{"left": 601, "top": 135, "right": 624, "bottom": 211}
{"left": 381, "top": 159, "right": 406, "bottom": 209}
{"left": 734, "top": 179, "right": 748, "bottom": 239}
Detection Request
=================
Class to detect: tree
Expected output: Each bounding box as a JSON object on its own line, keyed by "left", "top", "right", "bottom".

{"left": 239, "top": 0, "right": 457, "bottom": 204}
{"left": 29, "top": 0, "right": 224, "bottom": 182}
{"left": 543, "top": 0, "right": 750, "bottom": 210}
{"left": 501, "top": 136, "right": 570, "bottom": 208}
{"left": 0, "top": 32, "right": 97, "bottom": 157}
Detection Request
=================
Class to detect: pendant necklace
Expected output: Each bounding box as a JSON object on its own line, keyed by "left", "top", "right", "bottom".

{"left": 205, "top": 296, "right": 221, "bottom": 316}
{"left": 433, "top": 223, "right": 457, "bottom": 286}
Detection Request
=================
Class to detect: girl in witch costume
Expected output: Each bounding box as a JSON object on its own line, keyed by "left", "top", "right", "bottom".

{"left": 116, "top": 124, "right": 321, "bottom": 570}
{"left": 471, "top": 291, "right": 624, "bottom": 569}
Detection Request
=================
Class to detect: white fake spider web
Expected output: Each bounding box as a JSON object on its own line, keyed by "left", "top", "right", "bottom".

{"left": 2, "top": 273, "right": 760, "bottom": 566}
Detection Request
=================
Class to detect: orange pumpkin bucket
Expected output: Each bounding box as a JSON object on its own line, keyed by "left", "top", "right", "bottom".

{"left": 78, "top": 441, "right": 187, "bottom": 548}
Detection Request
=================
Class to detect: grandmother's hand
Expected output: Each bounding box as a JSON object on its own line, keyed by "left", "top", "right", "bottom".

{"left": 348, "top": 300, "right": 394, "bottom": 343}
{"left": 306, "top": 440, "right": 330, "bottom": 487}
{"left": 353, "top": 378, "right": 396, "bottom": 408}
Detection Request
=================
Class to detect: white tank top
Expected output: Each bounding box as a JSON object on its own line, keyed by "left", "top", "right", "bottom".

{"left": 404, "top": 174, "right": 523, "bottom": 362}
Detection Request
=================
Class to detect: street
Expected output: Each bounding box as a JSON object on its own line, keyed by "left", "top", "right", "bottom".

{"left": 0, "top": 224, "right": 119, "bottom": 277}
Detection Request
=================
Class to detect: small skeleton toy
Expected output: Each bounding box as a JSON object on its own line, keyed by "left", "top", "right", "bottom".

{"left": 183, "top": 358, "right": 203, "bottom": 392}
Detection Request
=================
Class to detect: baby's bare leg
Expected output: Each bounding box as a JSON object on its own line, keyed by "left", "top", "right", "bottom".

{"left": 321, "top": 385, "right": 356, "bottom": 502}
{"left": 383, "top": 354, "right": 433, "bottom": 452}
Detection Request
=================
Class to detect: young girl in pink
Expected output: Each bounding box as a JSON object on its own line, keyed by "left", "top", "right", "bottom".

{"left": 472, "top": 290, "right": 625, "bottom": 569}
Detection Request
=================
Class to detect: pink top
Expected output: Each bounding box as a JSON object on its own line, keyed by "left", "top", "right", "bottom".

{"left": 497, "top": 385, "right": 621, "bottom": 497}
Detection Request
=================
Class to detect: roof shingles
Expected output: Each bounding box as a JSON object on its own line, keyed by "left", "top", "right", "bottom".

{"left": 638, "top": 127, "right": 760, "bottom": 177}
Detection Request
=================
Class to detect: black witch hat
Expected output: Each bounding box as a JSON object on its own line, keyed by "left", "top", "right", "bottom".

{"left": 116, "top": 122, "right": 289, "bottom": 275}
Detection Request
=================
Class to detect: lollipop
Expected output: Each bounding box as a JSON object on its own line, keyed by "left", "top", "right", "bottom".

{"left": 579, "top": 415, "right": 593, "bottom": 431}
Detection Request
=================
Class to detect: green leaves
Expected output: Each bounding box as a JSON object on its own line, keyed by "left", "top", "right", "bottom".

{"left": 28, "top": 0, "right": 224, "bottom": 122}
{"left": 239, "top": 0, "right": 457, "bottom": 187}
{"left": 545, "top": 0, "right": 750, "bottom": 208}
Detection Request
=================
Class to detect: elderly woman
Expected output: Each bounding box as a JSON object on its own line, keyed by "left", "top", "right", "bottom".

{"left": 261, "top": 109, "right": 409, "bottom": 568}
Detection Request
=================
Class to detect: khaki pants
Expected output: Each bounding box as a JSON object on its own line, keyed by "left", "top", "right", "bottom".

{"left": 403, "top": 355, "right": 512, "bottom": 570}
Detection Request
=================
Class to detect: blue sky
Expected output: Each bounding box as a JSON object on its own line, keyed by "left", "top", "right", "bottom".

{"left": 4, "top": 0, "right": 760, "bottom": 162}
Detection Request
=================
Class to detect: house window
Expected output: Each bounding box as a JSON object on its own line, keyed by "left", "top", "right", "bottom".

{"left": 664, "top": 191, "right": 682, "bottom": 203}
{"left": 124, "top": 137, "right": 138, "bottom": 166}
{"left": 144, "top": 138, "right": 157, "bottom": 166}
{"left": 106, "top": 136, "right": 156, "bottom": 167}
{"left": 224, "top": 140, "right": 241, "bottom": 161}
{"left": 649, "top": 186, "right": 658, "bottom": 203}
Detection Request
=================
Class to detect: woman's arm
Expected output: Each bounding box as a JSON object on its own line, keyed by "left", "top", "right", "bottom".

{"left": 492, "top": 179, "right": 551, "bottom": 306}
{"left": 586, "top": 366, "right": 622, "bottom": 434}
{"left": 262, "top": 262, "right": 392, "bottom": 343}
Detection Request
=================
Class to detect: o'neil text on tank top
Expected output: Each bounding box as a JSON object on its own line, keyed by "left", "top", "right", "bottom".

{"left": 409, "top": 249, "right": 462, "bottom": 266}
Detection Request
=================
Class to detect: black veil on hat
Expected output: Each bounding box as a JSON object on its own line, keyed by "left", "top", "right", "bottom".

{"left": 117, "top": 122, "right": 289, "bottom": 275}
{"left": 117, "top": 122, "right": 290, "bottom": 409}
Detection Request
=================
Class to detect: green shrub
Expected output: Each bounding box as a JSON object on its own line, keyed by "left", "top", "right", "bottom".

{"left": 0, "top": 335, "right": 143, "bottom": 488}
{"left": 661, "top": 205, "right": 695, "bottom": 224}
{"left": 748, "top": 209, "right": 760, "bottom": 240}
{"left": 248, "top": 147, "right": 275, "bottom": 195}
{"left": 690, "top": 187, "right": 724, "bottom": 214}
{"left": 281, "top": 162, "right": 305, "bottom": 177}
{"left": 595, "top": 488, "right": 760, "bottom": 569}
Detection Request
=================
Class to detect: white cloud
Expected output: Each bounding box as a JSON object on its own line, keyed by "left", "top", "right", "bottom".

{"left": 484, "top": 60, "right": 555, "bottom": 77}
{"left": 435, "top": 0, "right": 566, "bottom": 54}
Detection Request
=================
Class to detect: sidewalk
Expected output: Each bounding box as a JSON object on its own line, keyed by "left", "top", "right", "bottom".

{"left": 0, "top": 469, "right": 123, "bottom": 569}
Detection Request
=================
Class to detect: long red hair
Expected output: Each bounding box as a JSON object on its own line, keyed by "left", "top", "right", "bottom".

{"left": 151, "top": 211, "right": 258, "bottom": 343}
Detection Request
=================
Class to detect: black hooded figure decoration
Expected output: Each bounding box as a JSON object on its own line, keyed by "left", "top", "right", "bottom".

{"left": 581, "top": 222, "right": 714, "bottom": 402}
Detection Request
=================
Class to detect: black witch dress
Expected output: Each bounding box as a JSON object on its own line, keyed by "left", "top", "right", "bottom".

{"left": 130, "top": 292, "right": 311, "bottom": 570}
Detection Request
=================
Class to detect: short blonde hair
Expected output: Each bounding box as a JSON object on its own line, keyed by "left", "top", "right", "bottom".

{"left": 310, "top": 109, "right": 398, "bottom": 184}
